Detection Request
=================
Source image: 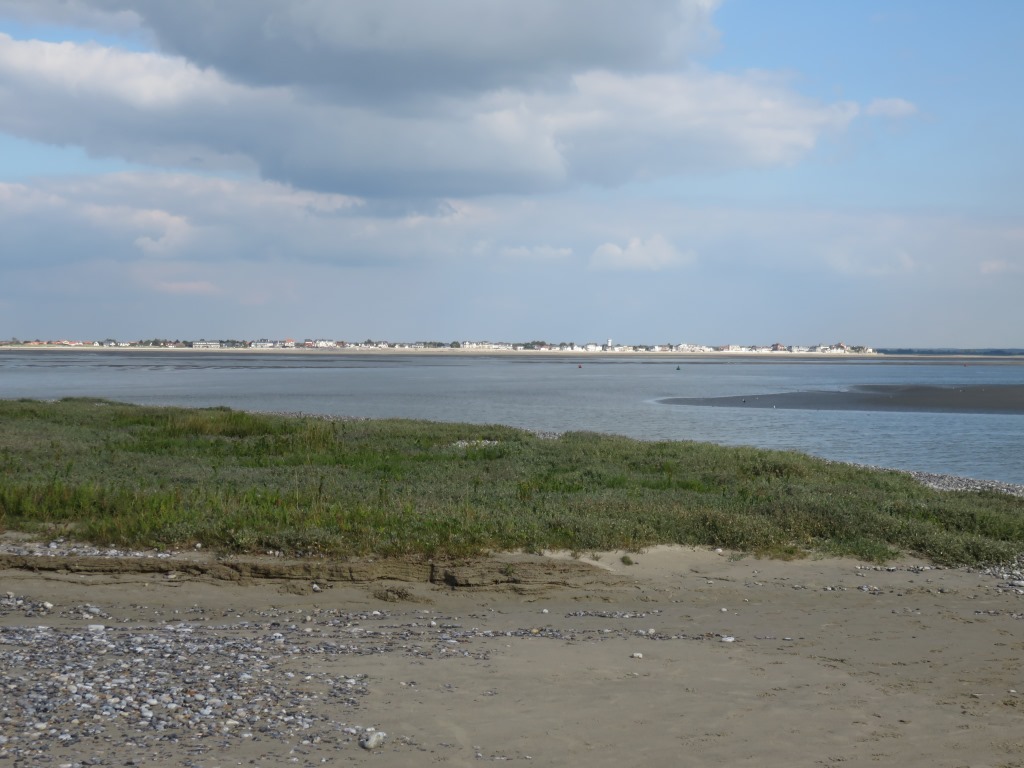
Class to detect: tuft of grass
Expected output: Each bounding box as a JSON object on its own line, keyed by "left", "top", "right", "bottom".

{"left": 0, "top": 398, "right": 1022, "bottom": 565}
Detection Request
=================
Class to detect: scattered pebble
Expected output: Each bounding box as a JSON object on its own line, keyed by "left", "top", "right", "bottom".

{"left": 905, "top": 470, "right": 1024, "bottom": 498}
{"left": 0, "top": 616, "right": 376, "bottom": 762}
{"left": 359, "top": 730, "right": 386, "bottom": 750}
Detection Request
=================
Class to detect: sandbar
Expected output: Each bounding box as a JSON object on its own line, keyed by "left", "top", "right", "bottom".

{"left": 662, "top": 383, "right": 1024, "bottom": 414}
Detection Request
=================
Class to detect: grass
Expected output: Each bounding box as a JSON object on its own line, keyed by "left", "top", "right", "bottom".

{"left": 1, "top": 397, "right": 1022, "bottom": 565}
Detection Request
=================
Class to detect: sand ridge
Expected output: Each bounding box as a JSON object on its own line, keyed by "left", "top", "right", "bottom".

{"left": 662, "top": 383, "right": 1024, "bottom": 415}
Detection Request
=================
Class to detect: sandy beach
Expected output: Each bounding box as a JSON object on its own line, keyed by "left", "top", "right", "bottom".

{"left": 2, "top": 543, "right": 1023, "bottom": 767}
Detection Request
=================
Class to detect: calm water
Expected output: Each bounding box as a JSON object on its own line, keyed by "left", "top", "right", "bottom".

{"left": 2, "top": 350, "right": 1023, "bottom": 485}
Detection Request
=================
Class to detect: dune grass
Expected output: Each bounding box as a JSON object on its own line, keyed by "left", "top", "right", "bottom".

{"left": 1, "top": 398, "right": 1022, "bottom": 564}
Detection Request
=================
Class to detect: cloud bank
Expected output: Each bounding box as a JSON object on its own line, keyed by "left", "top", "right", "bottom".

{"left": 0, "top": 0, "right": 1017, "bottom": 347}
{"left": 0, "top": 1, "right": 857, "bottom": 198}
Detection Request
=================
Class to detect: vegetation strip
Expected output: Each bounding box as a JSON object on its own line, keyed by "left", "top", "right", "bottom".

{"left": 1, "top": 398, "right": 1023, "bottom": 565}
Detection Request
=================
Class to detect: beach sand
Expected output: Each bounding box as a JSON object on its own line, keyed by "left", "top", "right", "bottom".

{"left": 2, "top": 545, "right": 1023, "bottom": 766}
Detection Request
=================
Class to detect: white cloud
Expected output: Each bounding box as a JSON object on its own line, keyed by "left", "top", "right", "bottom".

{"left": 0, "top": 174, "right": 365, "bottom": 268}
{"left": 979, "top": 259, "right": 1022, "bottom": 275}
{"left": 0, "top": 0, "right": 721, "bottom": 98}
{"left": 547, "top": 70, "right": 857, "bottom": 181}
{"left": 6, "top": 174, "right": 1018, "bottom": 286}
{"left": 0, "top": 0, "right": 142, "bottom": 37}
{"left": 866, "top": 98, "right": 918, "bottom": 118}
{"left": 128, "top": 210, "right": 192, "bottom": 255}
{"left": 590, "top": 235, "right": 693, "bottom": 271}
{"left": 500, "top": 245, "right": 573, "bottom": 260}
{"left": 826, "top": 246, "right": 917, "bottom": 277}
{"left": 1, "top": 171, "right": 1022, "bottom": 345}
{"left": 0, "top": 34, "right": 225, "bottom": 108}
{"left": 141, "top": 275, "right": 221, "bottom": 297}
{"left": 0, "top": 9, "right": 858, "bottom": 198}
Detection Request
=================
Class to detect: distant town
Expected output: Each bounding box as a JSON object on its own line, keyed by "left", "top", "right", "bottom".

{"left": 2, "top": 337, "right": 876, "bottom": 355}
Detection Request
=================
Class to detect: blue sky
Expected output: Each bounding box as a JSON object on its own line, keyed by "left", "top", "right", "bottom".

{"left": 0, "top": 1, "right": 1021, "bottom": 347}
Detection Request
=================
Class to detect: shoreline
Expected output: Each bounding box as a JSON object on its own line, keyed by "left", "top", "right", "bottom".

{"left": 4, "top": 344, "right": 1022, "bottom": 362}
{"left": 860, "top": 466, "right": 1024, "bottom": 498}
{"left": 2, "top": 544, "right": 1022, "bottom": 766}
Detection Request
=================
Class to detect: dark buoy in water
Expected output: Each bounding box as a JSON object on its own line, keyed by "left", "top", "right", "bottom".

{"left": 676, "top": 365, "right": 680, "bottom": 371}
{"left": 578, "top": 363, "right": 582, "bottom": 368}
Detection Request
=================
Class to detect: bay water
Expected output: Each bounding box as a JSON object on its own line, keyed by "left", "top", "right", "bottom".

{"left": 2, "top": 350, "right": 1022, "bottom": 485}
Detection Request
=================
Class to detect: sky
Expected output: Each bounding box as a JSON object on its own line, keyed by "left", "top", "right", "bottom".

{"left": 0, "top": 1, "right": 1021, "bottom": 348}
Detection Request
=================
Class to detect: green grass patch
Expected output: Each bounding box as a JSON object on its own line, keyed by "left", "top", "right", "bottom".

{"left": 0, "top": 398, "right": 1022, "bottom": 564}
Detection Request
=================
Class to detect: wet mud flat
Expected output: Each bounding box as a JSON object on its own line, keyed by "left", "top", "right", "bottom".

{"left": 662, "top": 383, "right": 1024, "bottom": 415}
